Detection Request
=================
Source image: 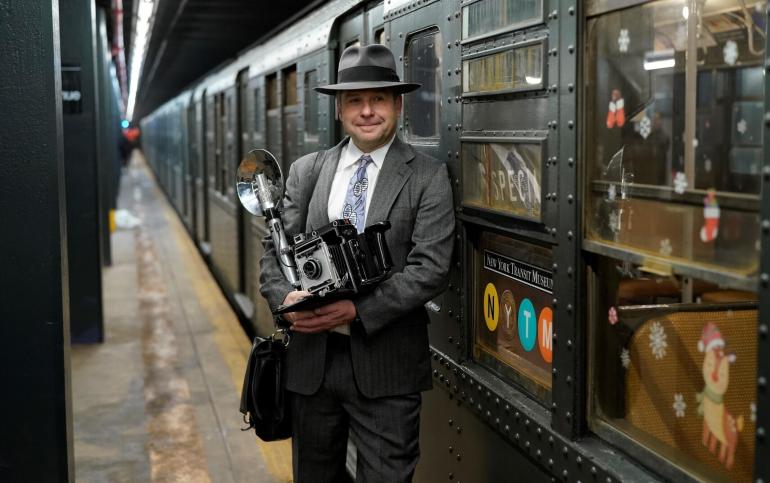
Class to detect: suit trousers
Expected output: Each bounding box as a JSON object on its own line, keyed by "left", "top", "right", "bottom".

{"left": 290, "top": 332, "right": 421, "bottom": 483}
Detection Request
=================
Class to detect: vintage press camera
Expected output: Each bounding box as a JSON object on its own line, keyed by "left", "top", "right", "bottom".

{"left": 236, "top": 149, "right": 393, "bottom": 314}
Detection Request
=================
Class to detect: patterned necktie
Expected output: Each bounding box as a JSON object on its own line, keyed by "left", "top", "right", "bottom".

{"left": 342, "top": 154, "right": 373, "bottom": 233}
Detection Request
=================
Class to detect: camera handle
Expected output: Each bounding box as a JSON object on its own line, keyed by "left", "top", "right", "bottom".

{"left": 266, "top": 215, "right": 301, "bottom": 289}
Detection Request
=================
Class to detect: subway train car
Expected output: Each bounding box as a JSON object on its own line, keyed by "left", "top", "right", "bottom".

{"left": 141, "top": 0, "right": 770, "bottom": 481}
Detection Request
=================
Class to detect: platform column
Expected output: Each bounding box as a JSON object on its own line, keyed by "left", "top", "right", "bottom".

{"left": 0, "top": 1, "right": 73, "bottom": 481}
{"left": 61, "top": 0, "right": 105, "bottom": 343}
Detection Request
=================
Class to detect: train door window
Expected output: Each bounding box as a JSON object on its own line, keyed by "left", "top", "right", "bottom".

{"left": 462, "top": 0, "right": 543, "bottom": 42}
{"left": 252, "top": 87, "right": 262, "bottom": 137}
{"left": 304, "top": 70, "right": 319, "bottom": 139}
{"left": 470, "top": 231, "right": 553, "bottom": 402}
{"left": 266, "top": 73, "right": 280, "bottom": 158}
{"left": 404, "top": 28, "right": 442, "bottom": 144}
{"left": 584, "top": 2, "right": 764, "bottom": 481}
{"left": 282, "top": 66, "right": 299, "bottom": 165}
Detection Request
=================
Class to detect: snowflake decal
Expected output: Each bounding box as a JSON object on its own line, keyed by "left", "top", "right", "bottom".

{"left": 607, "top": 184, "right": 617, "bottom": 201}
{"left": 751, "top": 402, "right": 757, "bottom": 423}
{"left": 674, "top": 171, "right": 688, "bottom": 194}
{"left": 649, "top": 321, "right": 668, "bottom": 360}
{"left": 618, "top": 29, "right": 630, "bottom": 53}
{"left": 609, "top": 307, "right": 619, "bottom": 325}
{"left": 673, "top": 394, "right": 687, "bottom": 418}
{"left": 620, "top": 348, "right": 631, "bottom": 369}
{"left": 723, "top": 40, "right": 738, "bottom": 66}
{"left": 737, "top": 119, "right": 747, "bottom": 135}
{"left": 659, "top": 238, "right": 673, "bottom": 257}
{"left": 636, "top": 115, "right": 651, "bottom": 139}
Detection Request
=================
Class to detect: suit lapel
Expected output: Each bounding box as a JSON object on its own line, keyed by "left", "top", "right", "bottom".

{"left": 366, "top": 136, "right": 414, "bottom": 224}
{"left": 307, "top": 138, "right": 348, "bottom": 231}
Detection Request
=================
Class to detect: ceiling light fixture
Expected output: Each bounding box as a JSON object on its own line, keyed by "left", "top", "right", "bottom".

{"left": 125, "top": 0, "right": 157, "bottom": 121}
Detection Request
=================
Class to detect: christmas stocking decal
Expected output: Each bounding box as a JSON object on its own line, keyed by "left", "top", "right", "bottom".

{"left": 700, "top": 190, "right": 720, "bottom": 243}
{"left": 615, "top": 96, "right": 626, "bottom": 127}
{"left": 607, "top": 100, "right": 616, "bottom": 128}
{"left": 606, "top": 89, "right": 625, "bottom": 129}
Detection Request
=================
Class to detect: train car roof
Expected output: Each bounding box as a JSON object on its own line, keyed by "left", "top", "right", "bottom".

{"left": 200, "top": 0, "right": 366, "bottom": 95}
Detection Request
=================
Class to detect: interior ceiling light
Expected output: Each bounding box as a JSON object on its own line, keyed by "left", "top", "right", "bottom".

{"left": 644, "top": 49, "right": 676, "bottom": 71}
{"left": 126, "top": 0, "right": 157, "bottom": 121}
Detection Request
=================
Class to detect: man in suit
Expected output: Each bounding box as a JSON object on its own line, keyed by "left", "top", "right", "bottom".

{"left": 260, "top": 44, "right": 455, "bottom": 482}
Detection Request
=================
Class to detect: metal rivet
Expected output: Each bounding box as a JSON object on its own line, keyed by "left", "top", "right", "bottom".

{"left": 568, "top": 120, "right": 574, "bottom": 129}
{"left": 568, "top": 194, "right": 574, "bottom": 203}
{"left": 760, "top": 324, "right": 768, "bottom": 337}
{"left": 568, "top": 157, "right": 575, "bottom": 166}
{"left": 568, "top": 6, "right": 575, "bottom": 15}
{"left": 759, "top": 376, "right": 767, "bottom": 387}
{"left": 568, "top": 45, "right": 574, "bottom": 53}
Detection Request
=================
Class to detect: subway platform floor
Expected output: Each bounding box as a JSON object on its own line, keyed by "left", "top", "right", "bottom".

{"left": 71, "top": 151, "right": 292, "bottom": 482}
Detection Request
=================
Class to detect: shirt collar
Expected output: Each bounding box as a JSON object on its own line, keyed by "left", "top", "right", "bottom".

{"left": 344, "top": 134, "right": 396, "bottom": 170}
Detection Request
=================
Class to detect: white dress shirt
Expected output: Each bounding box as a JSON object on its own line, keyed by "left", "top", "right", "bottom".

{"left": 326, "top": 135, "right": 395, "bottom": 335}
{"left": 327, "top": 135, "right": 395, "bottom": 224}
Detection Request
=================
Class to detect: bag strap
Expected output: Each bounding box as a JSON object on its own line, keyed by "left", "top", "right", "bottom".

{"left": 297, "top": 149, "right": 326, "bottom": 233}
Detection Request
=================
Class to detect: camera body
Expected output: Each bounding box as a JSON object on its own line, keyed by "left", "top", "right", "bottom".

{"left": 291, "top": 219, "right": 393, "bottom": 301}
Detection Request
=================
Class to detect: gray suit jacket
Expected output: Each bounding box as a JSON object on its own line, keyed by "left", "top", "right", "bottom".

{"left": 259, "top": 136, "right": 455, "bottom": 398}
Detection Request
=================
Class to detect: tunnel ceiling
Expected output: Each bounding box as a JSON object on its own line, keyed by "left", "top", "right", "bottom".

{"left": 121, "top": 0, "right": 327, "bottom": 121}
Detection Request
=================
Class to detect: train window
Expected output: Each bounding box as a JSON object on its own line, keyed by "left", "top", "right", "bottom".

{"left": 584, "top": 1, "right": 764, "bottom": 481}
{"left": 404, "top": 28, "right": 442, "bottom": 144}
{"left": 471, "top": 231, "right": 553, "bottom": 402}
{"left": 374, "top": 27, "right": 385, "bottom": 45}
{"left": 345, "top": 39, "right": 360, "bottom": 49}
{"left": 304, "top": 70, "right": 319, "bottom": 137}
{"left": 283, "top": 67, "right": 297, "bottom": 106}
{"left": 462, "top": 0, "right": 542, "bottom": 41}
{"left": 252, "top": 87, "right": 261, "bottom": 134}
{"left": 462, "top": 41, "right": 544, "bottom": 96}
{"left": 461, "top": 138, "right": 543, "bottom": 221}
{"left": 266, "top": 74, "right": 278, "bottom": 110}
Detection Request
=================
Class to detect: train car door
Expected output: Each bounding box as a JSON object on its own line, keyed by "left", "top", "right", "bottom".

{"left": 187, "top": 95, "right": 198, "bottom": 239}
{"left": 235, "top": 68, "right": 254, "bottom": 318}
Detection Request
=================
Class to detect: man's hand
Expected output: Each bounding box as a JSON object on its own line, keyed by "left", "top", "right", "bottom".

{"left": 281, "top": 291, "right": 314, "bottom": 324}
{"left": 290, "top": 299, "right": 357, "bottom": 333}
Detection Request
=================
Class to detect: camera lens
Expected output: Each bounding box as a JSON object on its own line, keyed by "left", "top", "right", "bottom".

{"left": 302, "top": 258, "right": 322, "bottom": 280}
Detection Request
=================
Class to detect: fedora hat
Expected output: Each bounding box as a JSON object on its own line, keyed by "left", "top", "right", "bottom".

{"left": 315, "top": 44, "right": 421, "bottom": 95}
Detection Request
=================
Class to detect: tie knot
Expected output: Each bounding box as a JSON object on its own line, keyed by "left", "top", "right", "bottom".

{"left": 358, "top": 154, "right": 373, "bottom": 167}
